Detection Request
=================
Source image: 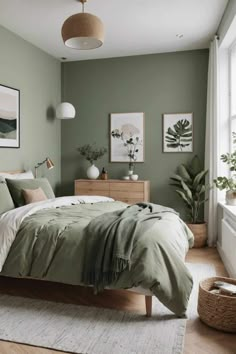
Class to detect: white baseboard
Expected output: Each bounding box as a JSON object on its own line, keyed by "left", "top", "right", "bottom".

{"left": 217, "top": 242, "right": 236, "bottom": 278}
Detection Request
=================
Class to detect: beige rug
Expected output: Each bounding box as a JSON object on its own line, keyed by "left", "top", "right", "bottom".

{"left": 0, "top": 263, "right": 215, "bottom": 354}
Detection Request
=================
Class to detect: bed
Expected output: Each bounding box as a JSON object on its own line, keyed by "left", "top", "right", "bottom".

{"left": 0, "top": 171, "right": 194, "bottom": 317}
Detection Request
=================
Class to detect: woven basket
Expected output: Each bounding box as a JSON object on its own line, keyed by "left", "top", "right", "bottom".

{"left": 198, "top": 277, "right": 236, "bottom": 333}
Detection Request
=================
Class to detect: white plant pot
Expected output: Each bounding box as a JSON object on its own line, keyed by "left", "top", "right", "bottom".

{"left": 87, "top": 164, "right": 99, "bottom": 180}
{"left": 226, "top": 190, "right": 236, "bottom": 206}
{"left": 130, "top": 174, "right": 139, "bottom": 181}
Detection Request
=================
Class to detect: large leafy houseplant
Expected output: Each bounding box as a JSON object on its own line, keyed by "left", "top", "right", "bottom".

{"left": 170, "top": 156, "right": 209, "bottom": 247}
{"left": 170, "top": 156, "right": 209, "bottom": 224}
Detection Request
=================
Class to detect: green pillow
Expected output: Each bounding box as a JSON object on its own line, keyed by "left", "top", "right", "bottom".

{"left": 0, "top": 176, "right": 15, "bottom": 214}
{"left": 6, "top": 178, "right": 55, "bottom": 207}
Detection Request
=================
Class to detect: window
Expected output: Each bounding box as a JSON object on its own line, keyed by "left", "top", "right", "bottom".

{"left": 230, "top": 42, "right": 236, "bottom": 152}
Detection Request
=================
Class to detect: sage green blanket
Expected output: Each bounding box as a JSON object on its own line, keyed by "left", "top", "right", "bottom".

{"left": 82, "top": 203, "right": 173, "bottom": 290}
{"left": 1, "top": 201, "right": 194, "bottom": 316}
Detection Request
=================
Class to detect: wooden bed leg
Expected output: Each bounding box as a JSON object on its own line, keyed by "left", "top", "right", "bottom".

{"left": 145, "top": 295, "right": 152, "bottom": 317}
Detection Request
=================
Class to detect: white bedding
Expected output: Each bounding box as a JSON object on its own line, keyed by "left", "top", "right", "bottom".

{"left": 0, "top": 170, "right": 34, "bottom": 180}
{"left": 0, "top": 196, "right": 114, "bottom": 272}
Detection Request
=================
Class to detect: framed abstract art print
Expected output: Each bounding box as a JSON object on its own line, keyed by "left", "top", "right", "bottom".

{"left": 0, "top": 84, "right": 20, "bottom": 148}
{"left": 110, "top": 112, "right": 144, "bottom": 163}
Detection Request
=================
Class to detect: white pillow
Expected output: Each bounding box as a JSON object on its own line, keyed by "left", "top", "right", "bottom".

{"left": 0, "top": 170, "right": 35, "bottom": 180}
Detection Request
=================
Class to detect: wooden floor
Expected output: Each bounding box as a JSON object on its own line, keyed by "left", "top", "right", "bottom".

{"left": 185, "top": 248, "right": 236, "bottom": 354}
{"left": 0, "top": 248, "right": 235, "bottom": 354}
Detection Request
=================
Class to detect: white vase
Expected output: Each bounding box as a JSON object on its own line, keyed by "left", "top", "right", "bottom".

{"left": 87, "top": 164, "right": 99, "bottom": 180}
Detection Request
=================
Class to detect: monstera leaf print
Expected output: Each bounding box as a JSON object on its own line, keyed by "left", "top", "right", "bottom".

{"left": 165, "top": 119, "right": 192, "bottom": 151}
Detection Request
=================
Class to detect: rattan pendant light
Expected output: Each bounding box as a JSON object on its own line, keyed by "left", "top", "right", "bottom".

{"left": 62, "top": 0, "right": 104, "bottom": 50}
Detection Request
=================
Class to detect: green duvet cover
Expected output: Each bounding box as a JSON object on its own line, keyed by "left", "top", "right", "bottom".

{"left": 1, "top": 200, "right": 194, "bottom": 316}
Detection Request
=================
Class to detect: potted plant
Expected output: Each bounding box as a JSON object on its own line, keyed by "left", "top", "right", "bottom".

{"left": 170, "top": 155, "right": 209, "bottom": 247}
{"left": 77, "top": 144, "right": 107, "bottom": 180}
{"left": 214, "top": 133, "right": 236, "bottom": 205}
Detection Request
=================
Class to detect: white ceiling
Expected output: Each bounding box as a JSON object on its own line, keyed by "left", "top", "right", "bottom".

{"left": 0, "top": 0, "right": 228, "bottom": 62}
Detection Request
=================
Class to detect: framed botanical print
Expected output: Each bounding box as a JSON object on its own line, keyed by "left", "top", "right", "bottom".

{"left": 110, "top": 112, "right": 144, "bottom": 162}
{"left": 0, "top": 84, "right": 20, "bottom": 148}
{"left": 163, "top": 112, "right": 193, "bottom": 152}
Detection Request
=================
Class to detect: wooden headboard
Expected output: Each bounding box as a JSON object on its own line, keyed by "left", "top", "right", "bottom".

{"left": 0, "top": 170, "right": 24, "bottom": 174}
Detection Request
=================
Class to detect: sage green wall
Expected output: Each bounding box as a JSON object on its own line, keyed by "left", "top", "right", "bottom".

{"left": 0, "top": 25, "right": 61, "bottom": 191}
{"left": 61, "top": 50, "right": 208, "bottom": 215}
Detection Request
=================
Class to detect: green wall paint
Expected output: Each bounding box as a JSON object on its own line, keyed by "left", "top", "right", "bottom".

{"left": 61, "top": 50, "right": 208, "bottom": 217}
{"left": 0, "top": 25, "right": 61, "bottom": 191}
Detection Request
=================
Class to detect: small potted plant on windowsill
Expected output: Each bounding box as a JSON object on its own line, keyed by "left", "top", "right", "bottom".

{"left": 214, "top": 133, "right": 236, "bottom": 205}
{"left": 170, "top": 155, "right": 210, "bottom": 248}
{"left": 77, "top": 144, "right": 107, "bottom": 180}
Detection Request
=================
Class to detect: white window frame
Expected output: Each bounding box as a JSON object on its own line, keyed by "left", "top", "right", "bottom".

{"left": 229, "top": 40, "right": 236, "bottom": 153}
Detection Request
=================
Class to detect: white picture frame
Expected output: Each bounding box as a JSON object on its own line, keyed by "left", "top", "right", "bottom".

{"left": 110, "top": 112, "right": 144, "bottom": 162}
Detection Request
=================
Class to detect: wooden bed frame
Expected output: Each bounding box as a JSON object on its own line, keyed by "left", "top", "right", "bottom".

{"left": 0, "top": 170, "right": 153, "bottom": 317}
{"left": 1, "top": 170, "right": 24, "bottom": 174}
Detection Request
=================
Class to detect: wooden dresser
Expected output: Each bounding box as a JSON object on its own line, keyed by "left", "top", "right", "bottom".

{"left": 74, "top": 179, "right": 150, "bottom": 204}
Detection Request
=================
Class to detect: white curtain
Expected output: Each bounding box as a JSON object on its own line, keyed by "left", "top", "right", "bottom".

{"left": 205, "top": 36, "right": 220, "bottom": 246}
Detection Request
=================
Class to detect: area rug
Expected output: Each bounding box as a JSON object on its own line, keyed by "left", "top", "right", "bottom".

{"left": 0, "top": 263, "right": 215, "bottom": 354}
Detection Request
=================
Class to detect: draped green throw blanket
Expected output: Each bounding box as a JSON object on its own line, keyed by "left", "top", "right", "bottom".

{"left": 81, "top": 203, "right": 177, "bottom": 291}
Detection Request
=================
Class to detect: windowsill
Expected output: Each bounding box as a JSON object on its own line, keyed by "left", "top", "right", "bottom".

{"left": 217, "top": 203, "right": 236, "bottom": 279}
{"left": 219, "top": 201, "right": 236, "bottom": 218}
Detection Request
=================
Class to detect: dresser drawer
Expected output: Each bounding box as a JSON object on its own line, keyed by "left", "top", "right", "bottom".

{"left": 110, "top": 182, "right": 144, "bottom": 192}
{"left": 110, "top": 191, "right": 144, "bottom": 200}
{"left": 118, "top": 197, "right": 144, "bottom": 204}
{"left": 74, "top": 179, "right": 150, "bottom": 203}
{"left": 75, "top": 181, "right": 109, "bottom": 195}
{"left": 76, "top": 190, "right": 110, "bottom": 197}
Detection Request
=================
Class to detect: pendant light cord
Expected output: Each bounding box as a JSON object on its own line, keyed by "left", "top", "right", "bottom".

{"left": 80, "top": 0, "right": 85, "bottom": 13}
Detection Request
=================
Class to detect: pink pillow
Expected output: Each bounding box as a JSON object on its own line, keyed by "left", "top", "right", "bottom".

{"left": 22, "top": 187, "right": 47, "bottom": 204}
